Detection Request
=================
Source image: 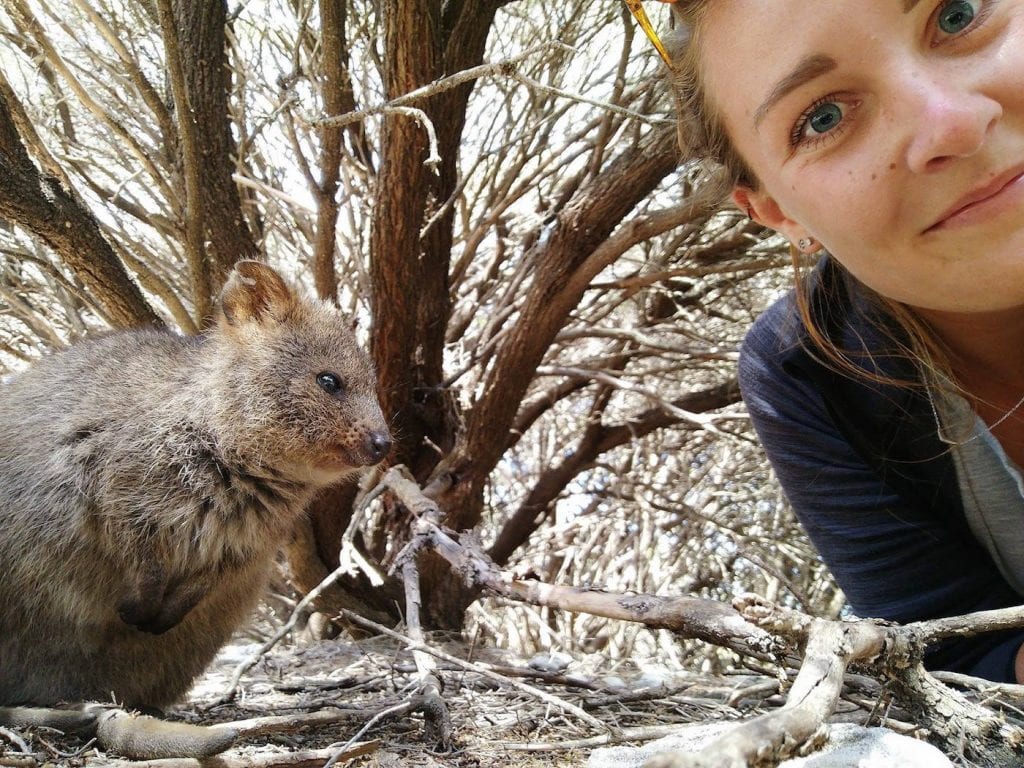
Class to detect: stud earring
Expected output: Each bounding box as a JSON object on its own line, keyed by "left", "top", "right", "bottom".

{"left": 797, "top": 237, "right": 815, "bottom": 252}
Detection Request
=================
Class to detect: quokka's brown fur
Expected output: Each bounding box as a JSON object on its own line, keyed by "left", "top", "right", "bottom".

{"left": 0, "top": 261, "right": 391, "bottom": 709}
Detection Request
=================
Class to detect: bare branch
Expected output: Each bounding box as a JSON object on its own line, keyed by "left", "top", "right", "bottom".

{"left": 155, "top": 0, "right": 210, "bottom": 323}
{"left": 0, "top": 85, "right": 160, "bottom": 328}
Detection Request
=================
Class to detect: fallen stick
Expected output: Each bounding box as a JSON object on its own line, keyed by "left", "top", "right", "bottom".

{"left": 323, "top": 699, "right": 426, "bottom": 768}
{"left": 216, "top": 707, "right": 365, "bottom": 739}
{"left": 382, "top": 466, "right": 781, "bottom": 663}
{"left": 498, "top": 723, "right": 699, "bottom": 751}
{"left": 102, "top": 741, "right": 378, "bottom": 768}
{"left": 644, "top": 596, "right": 1024, "bottom": 767}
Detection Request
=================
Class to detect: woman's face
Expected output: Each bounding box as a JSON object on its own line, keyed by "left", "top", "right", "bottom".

{"left": 705, "top": 0, "right": 1024, "bottom": 312}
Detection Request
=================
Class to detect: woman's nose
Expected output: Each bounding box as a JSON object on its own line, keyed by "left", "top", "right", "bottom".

{"left": 902, "top": 71, "right": 1001, "bottom": 173}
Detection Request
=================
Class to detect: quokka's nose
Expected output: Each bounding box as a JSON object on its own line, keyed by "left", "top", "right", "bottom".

{"left": 364, "top": 430, "right": 393, "bottom": 463}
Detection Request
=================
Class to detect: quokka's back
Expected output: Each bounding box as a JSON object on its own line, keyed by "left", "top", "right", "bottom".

{"left": 0, "top": 261, "right": 391, "bottom": 708}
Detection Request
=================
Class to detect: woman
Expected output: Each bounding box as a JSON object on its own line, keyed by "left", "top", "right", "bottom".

{"left": 663, "top": 0, "right": 1024, "bottom": 682}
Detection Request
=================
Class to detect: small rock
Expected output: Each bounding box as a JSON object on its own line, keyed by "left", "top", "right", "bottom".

{"left": 634, "top": 671, "right": 671, "bottom": 689}
{"left": 527, "top": 651, "right": 574, "bottom": 674}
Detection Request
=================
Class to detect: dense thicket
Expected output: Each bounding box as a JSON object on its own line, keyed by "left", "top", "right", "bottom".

{"left": 0, "top": 0, "right": 835, "bottom": 661}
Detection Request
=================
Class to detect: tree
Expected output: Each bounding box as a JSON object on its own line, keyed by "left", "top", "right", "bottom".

{"left": 0, "top": 0, "right": 819, "bottom": 649}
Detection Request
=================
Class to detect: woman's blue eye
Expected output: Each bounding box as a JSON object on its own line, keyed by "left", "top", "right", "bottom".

{"left": 937, "top": 0, "right": 978, "bottom": 34}
{"left": 791, "top": 99, "right": 849, "bottom": 148}
{"left": 807, "top": 103, "right": 842, "bottom": 135}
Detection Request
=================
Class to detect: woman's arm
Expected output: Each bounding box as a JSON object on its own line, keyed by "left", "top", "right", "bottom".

{"left": 739, "top": 309, "right": 1024, "bottom": 681}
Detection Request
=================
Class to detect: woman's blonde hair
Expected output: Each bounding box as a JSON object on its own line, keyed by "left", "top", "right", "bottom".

{"left": 666, "top": 4, "right": 756, "bottom": 198}
{"left": 665, "top": 3, "right": 950, "bottom": 388}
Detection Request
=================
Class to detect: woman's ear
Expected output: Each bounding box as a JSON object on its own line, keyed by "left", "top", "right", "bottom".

{"left": 732, "top": 186, "right": 815, "bottom": 247}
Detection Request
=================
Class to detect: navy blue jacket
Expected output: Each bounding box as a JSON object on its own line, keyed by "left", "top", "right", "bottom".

{"left": 739, "top": 257, "right": 1024, "bottom": 681}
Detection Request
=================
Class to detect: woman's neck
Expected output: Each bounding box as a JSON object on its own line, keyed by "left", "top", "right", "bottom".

{"left": 917, "top": 305, "right": 1024, "bottom": 386}
{"left": 917, "top": 306, "right": 1024, "bottom": 467}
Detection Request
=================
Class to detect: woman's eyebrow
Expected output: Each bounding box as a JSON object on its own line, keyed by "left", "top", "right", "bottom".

{"left": 753, "top": 54, "right": 837, "bottom": 128}
{"left": 752, "top": 1, "right": 922, "bottom": 128}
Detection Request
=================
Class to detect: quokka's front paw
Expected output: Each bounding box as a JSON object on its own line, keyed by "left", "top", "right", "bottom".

{"left": 118, "top": 578, "right": 209, "bottom": 635}
{"left": 117, "top": 598, "right": 177, "bottom": 635}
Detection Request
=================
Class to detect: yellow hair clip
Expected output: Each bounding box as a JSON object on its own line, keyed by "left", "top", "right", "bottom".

{"left": 623, "top": 0, "right": 672, "bottom": 66}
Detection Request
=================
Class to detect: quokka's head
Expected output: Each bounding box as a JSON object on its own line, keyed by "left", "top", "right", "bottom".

{"left": 212, "top": 260, "right": 392, "bottom": 483}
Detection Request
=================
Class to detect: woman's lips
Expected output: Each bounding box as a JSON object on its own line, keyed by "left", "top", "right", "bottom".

{"left": 926, "top": 166, "right": 1024, "bottom": 233}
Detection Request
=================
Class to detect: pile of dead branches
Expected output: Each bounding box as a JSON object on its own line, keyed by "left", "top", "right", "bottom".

{"left": 5, "top": 465, "right": 1024, "bottom": 768}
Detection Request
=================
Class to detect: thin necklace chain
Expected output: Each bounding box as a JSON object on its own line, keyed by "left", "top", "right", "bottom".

{"left": 926, "top": 369, "right": 1024, "bottom": 445}
{"left": 981, "top": 388, "right": 1024, "bottom": 434}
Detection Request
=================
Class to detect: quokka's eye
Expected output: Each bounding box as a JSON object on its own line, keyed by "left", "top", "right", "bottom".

{"left": 316, "top": 372, "right": 345, "bottom": 396}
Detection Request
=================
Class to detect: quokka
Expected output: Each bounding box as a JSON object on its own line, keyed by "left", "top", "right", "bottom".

{"left": 0, "top": 261, "right": 391, "bottom": 709}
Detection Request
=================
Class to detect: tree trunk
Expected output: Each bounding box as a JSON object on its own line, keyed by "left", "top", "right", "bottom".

{"left": 173, "top": 0, "right": 260, "bottom": 287}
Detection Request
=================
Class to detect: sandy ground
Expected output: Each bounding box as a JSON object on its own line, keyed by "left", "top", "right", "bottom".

{"left": 2, "top": 632, "right": 778, "bottom": 767}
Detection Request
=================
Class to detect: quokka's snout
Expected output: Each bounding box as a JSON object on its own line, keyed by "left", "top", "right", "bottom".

{"left": 320, "top": 412, "right": 393, "bottom": 469}
{"left": 360, "top": 428, "right": 393, "bottom": 465}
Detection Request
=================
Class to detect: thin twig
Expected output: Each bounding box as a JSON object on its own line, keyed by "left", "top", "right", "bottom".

{"left": 102, "top": 742, "right": 378, "bottom": 768}
{"left": 497, "top": 723, "right": 695, "bottom": 751}
{"left": 507, "top": 70, "right": 671, "bottom": 126}
{"left": 307, "top": 43, "right": 576, "bottom": 129}
{"left": 382, "top": 466, "right": 454, "bottom": 750}
{"left": 217, "top": 558, "right": 366, "bottom": 704}
{"left": 322, "top": 701, "right": 416, "bottom": 768}
{"left": 303, "top": 42, "right": 668, "bottom": 166}
{"left": 337, "top": 469, "right": 389, "bottom": 586}
{"left": 0, "top": 726, "right": 30, "bottom": 754}
{"left": 336, "top": 608, "right": 610, "bottom": 732}
{"left": 218, "top": 470, "right": 391, "bottom": 702}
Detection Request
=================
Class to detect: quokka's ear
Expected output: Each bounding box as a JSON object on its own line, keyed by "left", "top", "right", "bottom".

{"left": 218, "top": 261, "right": 297, "bottom": 327}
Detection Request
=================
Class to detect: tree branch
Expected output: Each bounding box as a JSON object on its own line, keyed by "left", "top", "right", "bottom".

{"left": 310, "top": 0, "right": 348, "bottom": 303}
{"left": 0, "top": 85, "right": 161, "bottom": 328}
{"left": 490, "top": 378, "right": 740, "bottom": 565}
{"left": 172, "top": 0, "right": 260, "bottom": 284}
{"left": 156, "top": 0, "right": 210, "bottom": 323}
